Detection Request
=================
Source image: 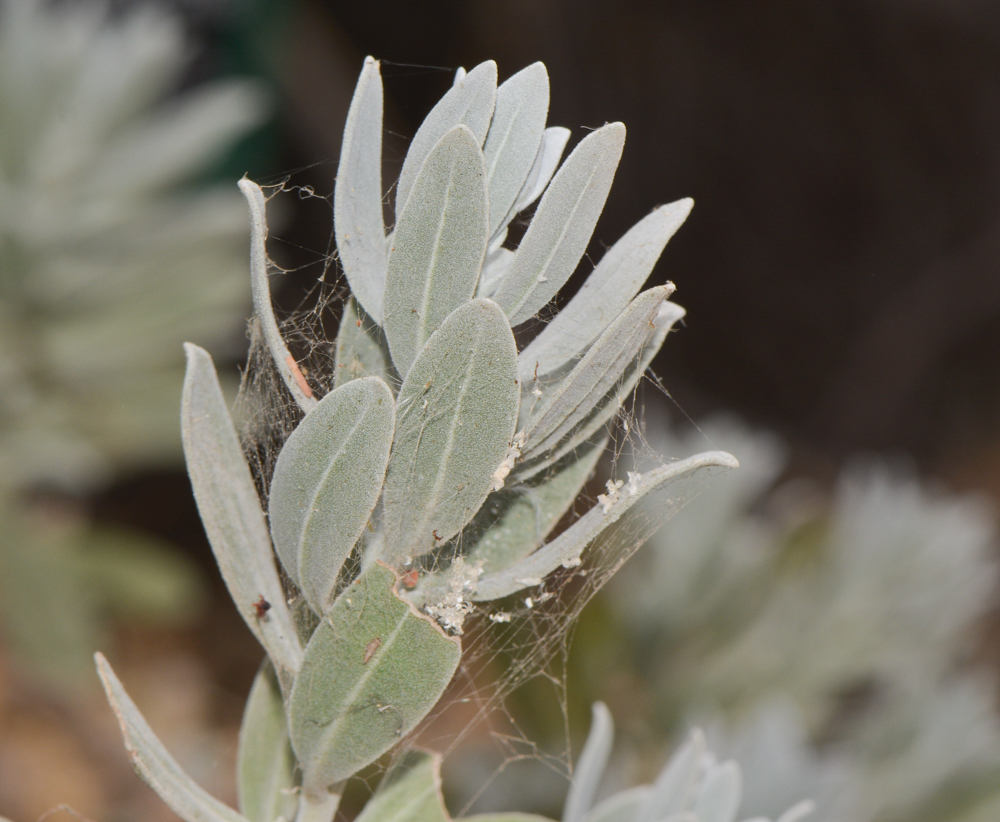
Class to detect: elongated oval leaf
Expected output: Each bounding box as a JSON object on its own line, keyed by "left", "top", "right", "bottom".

{"left": 238, "top": 662, "right": 297, "bottom": 822}
{"left": 288, "top": 563, "right": 461, "bottom": 792}
{"left": 636, "top": 731, "right": 706, "bottom": 822}
{"left": 181, "top": 344, "right": 302, "bottom": 675}
{"left": 335, "top": 57, "right": 387, "bottom": 323}
{"left": 691, "top": 762, "right": 741, "bottom": 822}
{"left": 240, "top": 179, "right": 317, "bottom": 413}
{"left": 382, "top": 299, "right": 519, "bottom": 564}
{"left": 269, "top": 376, "right": 395, "bottom": 614}
{"left": 473, "top": 450, "right": 738, "bottom": 601}
{"left": 334, "top": 297, "right": 395, "bottom": 389}
{"left": 511, "top": 126, "right": 572, "bottom": 217}
{"left": 96, "top": 653, "right": 250, "bottom": 822}
{"left": 355, "top": 752, "right": 448, "bottom": 822}
{"left": 483, "top": 62, "right": 549, "bottom": 238}
{"left": 564, "top": 703, "right": 614, "bottom": 822}
{"left": 383, "top": 125, "right": 488, "bottom": 378}
{"left": 523, "top": 287, "right": 670, "bottom": 460}
{"left": 586, "top": 788, "right": 652, "bottom": 822}
{"left": 492, "top": 124, "right": 625, "bottom": 327}
{"left": 518, "top": 199, "right": 692, "bottom": 381}
{"left": 396, "top": 61, "right": 497, "bottom": 218}
{"left": 478, "top": 245, "right": 515, "bottom": 298}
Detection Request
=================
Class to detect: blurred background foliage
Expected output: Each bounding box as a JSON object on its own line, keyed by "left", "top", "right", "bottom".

{"left": 4, "top": 1, "right": 1000, "bottom": 821}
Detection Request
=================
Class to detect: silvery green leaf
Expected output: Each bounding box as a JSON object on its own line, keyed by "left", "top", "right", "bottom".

{"left": 269, "top": 376, "right": 395, "bottom": 614}
{"left": 473, "top": 450, "right": 738, "bottom": 601}
{"left": 522, "top": 286, "right": 670, "bottom": 461}
{"left": 240, "top": 178, "right": 318, "bottom": 413}
{"left": 585, "top": 788, "right": 651, "bottom": 822}
{"left": 237, "top": 662, "right": 297, "bottom": 822}
{"left": 564, "top": 703, "right": 614, "bottom": 822}
{"left": 355, "top": 752, "right": 448, "bottom": 822}
{"left": 691, "top": 762, "right": 742, "bottom": 822}
{"left": 382, "top": 299, "right": 519, "bottom": 564}
{"left": 774, "top": 801, "right": 816, "bottom": 822}
{"left": 468, "top": 816, "right": 554, "bottom": 822}
{"left": 395, "top": 61, "right": 497, "bottom": 218}
{"left": 518, "top": 199, "right": 693, "bottom": 381}
{"left": 636, "top": 731, "right": 706, "bottom": 822}
{"left": 465, "top": 437, "right": 605, "bottom": 575}
{"left": 96, "top": 653, "right": 249, "bottom": 822}
{"left": 512, "top": 126, "right": 572, "bottom": 216}
{"left": 335, "top": 57, "right": 387, "bottom": 323}
{"left": 483, "top": 62, "right": 549, "bottom": 238}
{"left": 181, "top": 344, "right": 302, "bottom": 675}
{"left": 288, "top": 563, "right": 461, "bottom": 792}
{"left": 492, "top": 124, "right": 624, "bottom": 326}
{"left": 478, "top": 245, "right": 515, "bottom": 298}
{"left": 383, "top": 125, "right": 489, "bottom": 378}
{"left": 334, "top": 297, "right": 395, "bottom": 389}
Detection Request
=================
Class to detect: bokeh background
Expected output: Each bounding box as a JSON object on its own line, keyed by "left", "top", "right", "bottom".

{"left": 4, "top": 1, "right": 1000, "bottom": 821}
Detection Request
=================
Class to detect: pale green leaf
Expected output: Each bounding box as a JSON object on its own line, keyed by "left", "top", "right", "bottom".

{"left": 483, "top": 62, "right": 549, "bottom": 238}
{"left": 492, "top": 124, "right": 625, "bottom": 327}
{"left": 382, "top": 299, "right": 519, "bottom": 564}
{"left": 96, "top": 653, "right": 249, "bottom": 822}
{"left": 334, "top": 297, "right": 395, "bottom": 389}
{"left": 269, "top": 377, "right": 395, "bottom": 614}
{"left": 181, "top": 344, "right": 302, "bottom": 675}
{"left": 518, "top": 199, "right": 692, "bottom": 381}
{"left": 564, "top": 703, "right": 614, "bottom": 822}
{"left": 585, "top": 788, "right": 651, "bottom": 822}
{"left": 511, "top": 126, "right": 572, "bottom": 217}
{"left": 383, "top": 125, "right": 488, "bottom": 378}
{"left": 636, "top": 732, "right": 706, "bottom": 822}
{"left": 238, "top": 662, "right": 297, "bottom": 822}
{"left": 395, "top": 61, "right": 497, "bottom": 219}
{"left": 473, "top": 451, "right": 739, "bottom": 601}
{"left": 691, "top": 762, "right": 741, "bottom": 822}
{"left": 240, "top": 179, "right": 317, "bottom": 413}
{"left": 288, "top": 563, "right": 461, "bottom": 792}
{"left": 522, "top": 287, "right": 670, "bottom": 461}
{"left": 355, "top": 752, "right": 448, "bottom": 822}
{"left": 478, "top": 244, "right": 515, "bottom": 298}
{"left": 335, "top": 57, "right": 387, "bottom": 323}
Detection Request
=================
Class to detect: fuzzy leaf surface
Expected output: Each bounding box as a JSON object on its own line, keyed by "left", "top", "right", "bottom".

{"left": 511, "top": 126, "right": 572, "bottom": 217}
{"left": 355, "top": 752, "right": 448, "bottom": 822}
{"left": 335, "top": 57, "right": 387, "bottom": 323}
{"left": 288, "top": 563, "right": 460, "bottom": 792}
{"left": 382, "top": 299, "right": 519, "bottom": 564}
{"left": 518, "top": 199, "right": 692, "bottom": 381}
{"left": 523, "top": 287, "right": 670, "bottom": 460}
{"left": 482, "top": 62, "right": 549, "bottom": 238}
{"left": 96, "top": 653, "right": 249, "bottom": 822}
{"left": 181, "top": 344, "right": 301, "bottom": 674}
{"left": 478, "top": 244, "right": 515, "bottom": 298}
{"left": 334, "top": 297, "right": 395, "bottom": 389}
{"left": 395, "top": 61, "right": 497, "bottom": 218}
{"left": 269, "top": 377, "right": 395, "bottom": 614}
{"left": 474, "top": 451, "right": 739, "bottom": 601}
{"left": 237, "top": 662, "right": 297, "bottom": 822}
{"left": 564, "top": 703, "right": 614, "bottom": 822}
{"left": 383, "top": 125, "right": 488, "bottom": 378}
{"left": 492, "top": 124, "right": 625, "bottom": 326}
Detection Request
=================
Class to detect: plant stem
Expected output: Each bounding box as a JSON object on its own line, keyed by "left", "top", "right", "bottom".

{"left": 295, "top": 786, "right": 343, "bottom": 822}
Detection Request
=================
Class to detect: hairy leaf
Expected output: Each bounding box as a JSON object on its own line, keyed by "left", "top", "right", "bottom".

{"left": 384, "top": 125, "right": 488, "bottom": 378}
{"left": 355, "top": 752, "right": 448, "bottom": 822}
{"left": 511, "top": 126, "right": 572, "bottom": 217}
{"left": 396, "top": 61, "right": 497, "bottom": 218}
{"left": 478, "top": 244, "right": 515, "bottom": 298}
{"left": 238, "top": 662, "right": 297, "bottom": 822}
{"left": 96, "top": 653, "right": 249, "bottom": 822}
{"left": 335, "top": 57, "right": 387, "bottom": 323}
{"left": 518, "top": 199, "right": 692, "bottom": 381}
{"left": 492, "top": 124, "right": 625, "bottom": 326}
{"left": 382, "top": 299, "right": 519, "bottom": 564}
{"left": 288, "top": 564, "right": 461, "bottom": 792}
{"left": 181, "top": 344, "right": 301, "bottom": 675}
{"left": 564, "top": 703, "right": 614, "bottom": 822}
{"left": 483, "top": 62, "right": 549, "bottom": 238}
{"left": 334, "top": 297, "right": 395, "bottom": 389}
{"left": 269, "top": 377, "right": 395, "bottom": 614}
{"left": 474, "top": 451, "right": 739, "bottom": 601}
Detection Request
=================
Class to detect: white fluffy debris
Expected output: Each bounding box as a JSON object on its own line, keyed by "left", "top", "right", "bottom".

{"left": 492, "top": 431, "right": 526, "bottom": 491}
{"left": 515, "top": 576, "right": 543, "bottom": 587}
{"left": 490, "top": 611, "right": 512, "bottom": 623}
{"left": 626, "top": 471, "right": 641, "bottom": 496}
{"left": 423, "top": 557, "right": 482, "bottom": 635}
{"left": 597, "top": 479, "right": 624, "bottom": 513}
{"left": 561, "top": 556, "right": 582, "bottom": 569}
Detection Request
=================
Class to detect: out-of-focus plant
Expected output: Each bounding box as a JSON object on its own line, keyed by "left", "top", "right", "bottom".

{"left": 0, "top": 0, "right": 270, "bottom": 683}
{"left": 583, "top": 416, "right": 1000, "bottom": 822}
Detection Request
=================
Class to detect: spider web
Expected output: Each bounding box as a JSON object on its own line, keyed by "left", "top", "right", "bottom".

{"left": 231, "top": 181, "right": 730, "bottom": 819}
